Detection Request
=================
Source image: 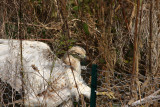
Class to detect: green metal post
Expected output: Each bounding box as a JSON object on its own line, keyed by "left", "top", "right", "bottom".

{"left": 90, "top": 64, "right": 97, "bottom": 107}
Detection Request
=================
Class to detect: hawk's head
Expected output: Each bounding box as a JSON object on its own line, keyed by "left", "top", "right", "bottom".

{"left": 62, "top": 46, "right": 87, "bottom": 73}
{"left": 68, "top": 46, "right": 86, "bottom": 60}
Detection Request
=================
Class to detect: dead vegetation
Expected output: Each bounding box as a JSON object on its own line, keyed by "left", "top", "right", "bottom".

{"left": 0, "top": 0, "right": 160, "bottom": 106}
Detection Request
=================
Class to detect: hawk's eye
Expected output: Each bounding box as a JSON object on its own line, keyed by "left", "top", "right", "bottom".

{"left": 72, "top": 52, "right": 80, "bottom": 56}
{"left": 71, "top": 52, "right": 82, "bottom": 59}
{"left": 76, "top": 53, "right": 80, "bottom": 56}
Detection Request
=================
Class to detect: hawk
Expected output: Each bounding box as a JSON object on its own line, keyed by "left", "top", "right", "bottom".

{"left": 0, "top": 39, "right": 90, "bottom": 106}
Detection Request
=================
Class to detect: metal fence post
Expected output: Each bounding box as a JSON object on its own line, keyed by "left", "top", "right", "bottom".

{"left": 90, "top": 64, "right": 97, "bottom": 107}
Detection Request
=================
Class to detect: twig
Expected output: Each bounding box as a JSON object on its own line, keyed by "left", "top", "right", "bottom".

{"left": 7, "top": 21, "right": 62, "bottom": 30}
{"left": 57, "top": 0, "right": 81, "bottom": 106}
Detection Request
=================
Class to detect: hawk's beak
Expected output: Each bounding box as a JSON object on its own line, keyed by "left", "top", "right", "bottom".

{"left": 82, "top": 55, "right": 86, "bottom": 59}
{"left": 80, "top": 56, "right": 88, "bottom": 66}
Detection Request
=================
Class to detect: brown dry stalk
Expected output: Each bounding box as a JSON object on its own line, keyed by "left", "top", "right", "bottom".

{"left": 16, "top": 0, "right": 25, "bottom": 105}
{"left": 118, "top": 0, "right": 130, "bottom": 31}
{"left": 129, "top": 5, "right": 136, "bottom": 30}
{"left": 131, "top": 0, "right": 140, "bottom": 100}
{"left": 149, "top": 0, "right": 153, "bottom": 75}
{"left": 132, "top": 0, "right": 140, "bottom": 81}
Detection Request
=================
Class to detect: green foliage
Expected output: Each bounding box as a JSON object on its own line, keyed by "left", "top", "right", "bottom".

{"left": 140, "top": 0, "right": 143, "bottom": 5}
{"left": 82, "top": 23, "right": 90, "bottom": 35}
{"left": 54, "top": 34, "right": 77, "bottom": 57}
{"left": 27, "top": 27, "right": 33, "bottom": 34}
{"left": 5, "top": 23, "right": 18, "bottom": 38}
{"left": 99, "top": 58, "right": 106, "bottom": 64}
{"left": 31, "top": 0, "right": 42, "bottom": 3}
{"left": 112, "top": 103, "right": 121, "bottom": 107}
{"left": 73, "top": 6, "right": 79, "bottom": 11}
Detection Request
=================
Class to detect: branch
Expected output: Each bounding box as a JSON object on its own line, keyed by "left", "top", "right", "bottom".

{"left": 128, "top": 89, "right": 160, "bottom": 106}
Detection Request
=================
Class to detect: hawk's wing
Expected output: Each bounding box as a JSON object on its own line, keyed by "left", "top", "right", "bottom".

{"left": 0, "top": 39, "right": 63, "bottom": 93}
